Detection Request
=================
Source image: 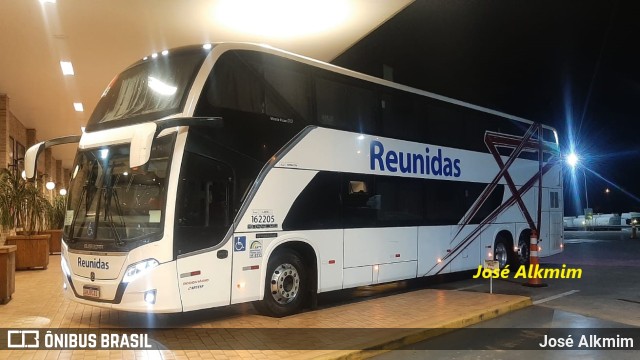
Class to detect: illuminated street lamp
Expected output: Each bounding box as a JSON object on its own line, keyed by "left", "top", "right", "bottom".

{"left": 566, "top": 152, "right": 589, "bottom": 210}
{"left": 566, "top": 153, "right": 578, "bottom": 168}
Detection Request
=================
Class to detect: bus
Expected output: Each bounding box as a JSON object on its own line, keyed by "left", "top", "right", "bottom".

{"left": 25, "top": 43, "right": 563, "bottom": 317}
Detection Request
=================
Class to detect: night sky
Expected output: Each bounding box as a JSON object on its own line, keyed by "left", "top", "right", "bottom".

{"left": 332, "top": 0, "right": 640, "bottom": 216}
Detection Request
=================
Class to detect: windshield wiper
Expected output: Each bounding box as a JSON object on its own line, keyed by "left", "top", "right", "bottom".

{"left": 68, "top": 185, "right": 86, "bottom": 243}
{"left": 104, "top": 186, "right": 127, "bottom": 246}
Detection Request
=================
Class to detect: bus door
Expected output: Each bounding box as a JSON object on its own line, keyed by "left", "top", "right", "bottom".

{"left": 174, "top": 151, "right": 234, "bottom": 311}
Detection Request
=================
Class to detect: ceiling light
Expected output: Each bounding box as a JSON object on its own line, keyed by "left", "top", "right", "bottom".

{"left": 73, "top": 102, "right": 84, "bottom": 112}
{"left": 213, "top": 0, "right": 352, "bottom": 38}
{"left": 59, "top": 189, "right": 67, "bottom": 196}
{"left": 60, "top": 61, "right": 74, "bottom": 75}
{"left": 151, "top": 53, "right": 158, "bottom": 59}
{"left": 40, "top": 0, "right": 57, "bottom": 4}
{"left": 143, "top": 56, "right": 148, "bottom": 61}
{"left": 203, "top": 43, "right": 212, "bottom": 50}
{"left": 161, "top": 50, "right": 169, "bottom": 56}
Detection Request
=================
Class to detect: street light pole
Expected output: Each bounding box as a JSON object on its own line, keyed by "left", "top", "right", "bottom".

{"left": 583, "top": 169, "right": 589, "bottom": 209}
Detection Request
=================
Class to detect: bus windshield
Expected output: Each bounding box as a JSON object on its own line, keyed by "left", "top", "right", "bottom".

{"left": 87, "top": 46, "right": 210, "bottom": 130}
{"left": 64, "top": 134, "right": 176, "bottom": 250}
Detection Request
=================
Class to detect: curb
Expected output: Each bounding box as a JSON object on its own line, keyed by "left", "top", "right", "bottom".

{"left": 304, "top": 295, "right": 532, "bottom": 360}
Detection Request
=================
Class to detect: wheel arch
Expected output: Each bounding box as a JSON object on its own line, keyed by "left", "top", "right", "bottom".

{"left": 519, "top": 228, "right": 532, "bottom": 244}
{"left": 495, "top": 229, "right": 515, "bottom": 248}
{"left": 260, "top": 238, "right": 319, "bottom": 302}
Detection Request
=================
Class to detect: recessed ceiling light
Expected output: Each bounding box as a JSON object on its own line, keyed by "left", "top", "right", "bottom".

{"left": 60, "top": 61, "right": 74, "bottom": 75}
{"left": 73, "top": 103, "right": 84, "bottom": 112}
{"left": 151, "top": 53, "right": 158, "bottom": 58}
{"left": 214, "top": 0, "right": 351, "bottom": 38}
{"left": 161, "top": 50, "right": 169, "bottom": 56}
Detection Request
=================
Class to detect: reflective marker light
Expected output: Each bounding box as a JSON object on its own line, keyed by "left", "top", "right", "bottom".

{"left": 123, "top": 259, "right": 159, "bottom": 283}
{"left": 144, "top": 289, "right": 157, "bottom": 304}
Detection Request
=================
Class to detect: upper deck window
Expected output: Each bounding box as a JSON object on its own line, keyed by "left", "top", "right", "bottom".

{"left": 87, "top": 46, "right": 209, "bottom": 131}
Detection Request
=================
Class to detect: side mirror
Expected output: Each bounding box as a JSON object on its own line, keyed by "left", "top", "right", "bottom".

{"left": 129, "top": 123, "right": 158, "bottom": 168}
{"left": 25, "top": 135, "right": 81, "bottom": 179}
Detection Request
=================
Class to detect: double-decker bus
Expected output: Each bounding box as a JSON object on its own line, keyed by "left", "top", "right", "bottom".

{"left": 25, "top": 43, "right": 563, "bottom": 317}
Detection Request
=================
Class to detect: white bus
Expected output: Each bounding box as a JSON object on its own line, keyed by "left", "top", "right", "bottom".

{"left": 25, "top": 43, "right": 563, "bottom": 317}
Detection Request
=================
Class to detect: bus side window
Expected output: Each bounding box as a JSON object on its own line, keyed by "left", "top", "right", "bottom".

{"left": 174, "top": 152, "right": 233, "bottom": 256}
{"left": 282, "top": 172, "right": 341, "bottom": 230}
{"left": 342, "top": 175, "right": 377, "bottom": 227}
{"left": 315, "top": 76, "right": 377, "bottom": 134}
{"left": 376, "top": 176, "right": 423, "bottom": 225}
{"left": 207, "top": 52, "right": 264, "bottom": 114}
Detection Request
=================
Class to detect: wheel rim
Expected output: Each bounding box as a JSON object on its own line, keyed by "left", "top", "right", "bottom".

{"left": 269, "top": 263, "right": 300, "bottom": 305}
{"left": 518, "top": 238, "right": 530, "bottom": 265}
{"left": 494, "top": 242, "right": 508, "bottom": 268}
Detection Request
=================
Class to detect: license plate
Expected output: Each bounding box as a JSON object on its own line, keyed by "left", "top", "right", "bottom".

{"left": 83, "top": 286, "right": 100, "bottom": 298}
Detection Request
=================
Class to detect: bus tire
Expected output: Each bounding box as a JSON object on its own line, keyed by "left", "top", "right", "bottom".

{"left": 494, "top": 237, "right": 514, "bottom": 269}
{"left": 254, "top": 249, "right": 307, "bottom": 317}
{"left": 515, "top": 231, "right": 531, "bottom": 267}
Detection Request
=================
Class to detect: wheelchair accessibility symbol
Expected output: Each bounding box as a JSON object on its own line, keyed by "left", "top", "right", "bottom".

{"left": 234, "top": 236, "right": 246, "bottom": 252}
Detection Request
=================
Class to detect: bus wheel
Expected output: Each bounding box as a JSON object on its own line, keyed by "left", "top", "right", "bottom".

{"left": 494, "top": 239, "right": 513, "bottom": 269}
{"left": 254, "top": 249, "right": 307, "bottom": 317}
{"left": 515, "top": 232, "right": 531, "bottom": 267}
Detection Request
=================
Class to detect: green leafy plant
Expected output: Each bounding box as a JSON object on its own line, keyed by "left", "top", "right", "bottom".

{"left": 0, "top": 169, "right": 52, "bottom": 234}
{"left": 47, "top": 195, "right": 66, "bottom": 230}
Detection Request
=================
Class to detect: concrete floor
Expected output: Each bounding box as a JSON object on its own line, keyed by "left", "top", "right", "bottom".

{"left": 0, "top": 255, "right": 529, "bottom": 359}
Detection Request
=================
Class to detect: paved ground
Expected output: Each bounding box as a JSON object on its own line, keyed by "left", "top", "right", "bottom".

{"left": 376, "top": 230, "right": 640, "bottom": 358}
{"left": 0, "top": 254, "right": 529, "bottom": 360}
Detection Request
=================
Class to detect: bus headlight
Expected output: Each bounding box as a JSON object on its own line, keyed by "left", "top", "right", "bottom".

{"left": 122, "top": 259, "right": 159, "bottom": 283}
{"left": 61, "top": 256, "right": 71, "bottom": 277}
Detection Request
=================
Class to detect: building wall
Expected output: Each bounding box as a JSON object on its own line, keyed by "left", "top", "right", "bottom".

{"left": 0, "top": 94, "right": 67, "bottom": 190}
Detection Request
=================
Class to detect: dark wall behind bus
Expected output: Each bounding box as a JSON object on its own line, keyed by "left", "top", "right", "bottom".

{"left": 331, "top": 0, "right": 640, "bottom": 216}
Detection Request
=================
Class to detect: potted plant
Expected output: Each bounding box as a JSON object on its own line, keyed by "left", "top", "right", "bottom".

{"left": 0, "top": 169, "right": 52, "bottom": 269}
{"left": 42, "top": 195, "right": 66, "bottom": 254}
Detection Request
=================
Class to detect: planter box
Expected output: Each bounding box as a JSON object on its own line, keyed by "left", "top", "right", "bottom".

{"left": 0, "top": 245, "right": 16, "bottom": 304}
{"left": 5, "top": 234, "right": 50, "bottom": 270}
{"left": 40, "top": 230, "right": 63, "bottom": 254}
